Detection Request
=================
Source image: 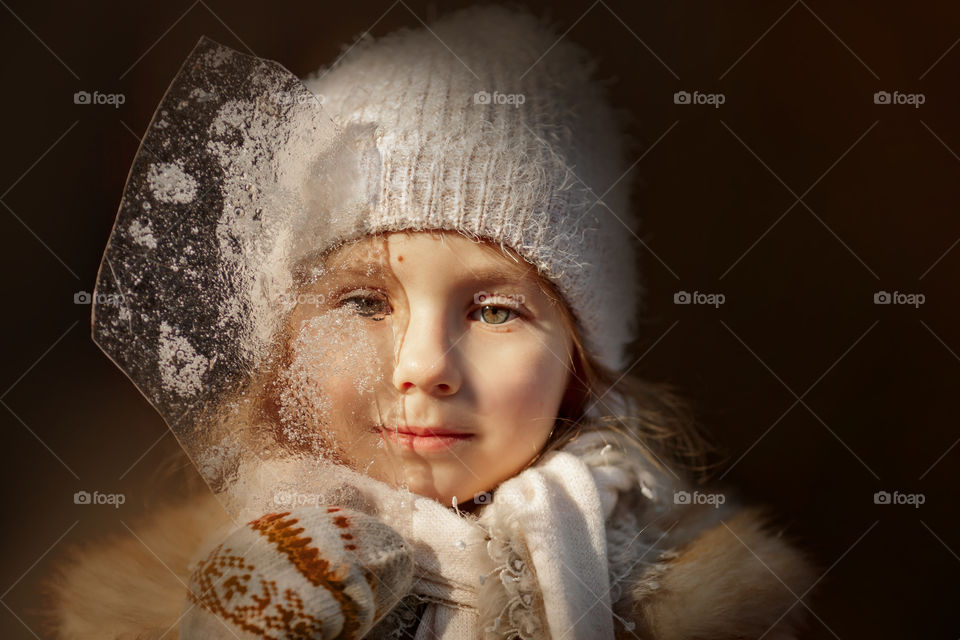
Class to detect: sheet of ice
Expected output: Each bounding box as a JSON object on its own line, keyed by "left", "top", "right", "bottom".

{"left": 90, "top": 38, "right": 410, "bottom": 525}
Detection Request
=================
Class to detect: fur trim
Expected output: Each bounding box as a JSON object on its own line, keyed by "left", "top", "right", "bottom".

{"left": 623, "top": 506, "right": 819, "bottom": 640}
{"left": 42, "top": 490, "right": 233, "bottom": 640}
{"left": 43, "top": 492, "right": 817, "bottom": 640}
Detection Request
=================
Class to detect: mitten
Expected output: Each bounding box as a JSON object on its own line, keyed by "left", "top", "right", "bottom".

{"left": 179, "top": 505, "right": 414, "bottom": 639}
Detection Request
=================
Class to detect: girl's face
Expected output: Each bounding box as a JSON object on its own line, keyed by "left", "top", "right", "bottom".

{"left": 280, "top": 231, "right": 573, "bottom": 507}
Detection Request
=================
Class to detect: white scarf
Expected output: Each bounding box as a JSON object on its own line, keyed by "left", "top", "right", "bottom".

{"left": 225, "top": 429, "right": 667, "bottom": 639}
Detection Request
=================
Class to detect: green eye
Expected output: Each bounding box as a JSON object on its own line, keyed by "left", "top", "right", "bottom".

{"left": 479, "top": 305, "right": 512, "bottom": 325}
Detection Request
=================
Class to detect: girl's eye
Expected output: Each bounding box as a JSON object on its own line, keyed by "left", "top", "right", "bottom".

{"left": 338, "top": 292, "right": 391, "bottom": 320}
{"left": 473, "top": 305, "right": 516, "bottom": 325}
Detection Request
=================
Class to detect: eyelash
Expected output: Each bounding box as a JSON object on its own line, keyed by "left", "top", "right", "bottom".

{"left": 334, "top": 290, "right": 526, "bottom": 325}
{"left": 336, "top": 289, "right": 391, "bottom": 321}
{"left": 469, "top": 304, "right": 522, "bottom": 326}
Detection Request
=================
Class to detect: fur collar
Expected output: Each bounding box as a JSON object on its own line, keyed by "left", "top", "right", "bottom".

{"left": 43, "top": 468, "right": 817, "bottom": 639}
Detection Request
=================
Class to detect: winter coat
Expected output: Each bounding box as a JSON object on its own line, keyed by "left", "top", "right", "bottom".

{"left": 44, "top": 429, "right": 817, "bottom": 639}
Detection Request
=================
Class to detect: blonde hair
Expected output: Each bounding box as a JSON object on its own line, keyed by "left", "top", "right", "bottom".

{"left": 471, "top": 239, "right": 720, "bottom": 482}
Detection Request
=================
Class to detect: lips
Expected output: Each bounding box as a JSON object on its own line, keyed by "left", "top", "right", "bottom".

{"left": 378, "top": 425, "right": 473, "bottom": 453}
{"left": 390, "top": 425, "right": 469, "bottom": 437}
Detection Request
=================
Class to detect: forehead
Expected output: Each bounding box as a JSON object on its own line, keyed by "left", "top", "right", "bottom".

{"left": 323, "top": 231, "right": 541, "bottom": 283}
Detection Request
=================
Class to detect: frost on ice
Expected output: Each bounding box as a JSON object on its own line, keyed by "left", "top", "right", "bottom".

{"left": 128, "top": 219, "right": 157, "bottom": 249}
{"left": 276, "top": 305, "right": 383, "bottom": 456}
{"left": 147, "top": 160, "right": 198, "bottom": 204}
{"left": 158, "top": 321, "right": 209, "bottom": 396}
{"left": 91, "top": 38, "right": 413, "bottom": 524}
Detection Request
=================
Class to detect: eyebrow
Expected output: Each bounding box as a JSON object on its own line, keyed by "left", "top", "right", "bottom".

{"left": 322, "top": 264, "right": 390, "bottom": 278}
{"left": 459, "top": 265, "right": 538, "bottom": 285}
{"left": 439, "top": 267, "right": 550, "bottom": 307}
{"left": 324, "top": 262, "right": 543, "bottom": 295}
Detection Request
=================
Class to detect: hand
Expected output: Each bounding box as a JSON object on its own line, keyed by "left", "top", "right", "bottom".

{"left": 179, "top": 505, "right": 414, "bottom": 639}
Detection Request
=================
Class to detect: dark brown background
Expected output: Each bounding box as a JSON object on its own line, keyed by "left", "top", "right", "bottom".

{"left": 1, "top": 1, "right": 958, "bottom": 637}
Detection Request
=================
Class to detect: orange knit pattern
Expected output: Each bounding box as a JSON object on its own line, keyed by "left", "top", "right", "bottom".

{"left": 187, "top": 507, "right": 365, "bottom": 639}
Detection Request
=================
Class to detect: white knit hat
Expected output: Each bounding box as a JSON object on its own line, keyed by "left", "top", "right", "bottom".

{"left": 303, "top": 5, "right": 641, "bottom": 371}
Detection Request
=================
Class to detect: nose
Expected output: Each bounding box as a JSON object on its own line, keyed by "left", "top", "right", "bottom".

{"left": 392, "top": 311, "right": 462, "bottom": 397}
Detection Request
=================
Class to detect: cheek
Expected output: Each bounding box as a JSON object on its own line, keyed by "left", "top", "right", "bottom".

{"left": 469, "top": 338, "right": 570, "bottom": 422}
{"left": 280, "top": 311, "right": 394, "bottom": 428}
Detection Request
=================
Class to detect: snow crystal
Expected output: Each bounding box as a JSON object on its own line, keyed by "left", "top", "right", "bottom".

{"left": 147, "top": 161, "right": 198, "bottom": 204}
{"left": 189, "top": 87, "right": 216, "bottom": 103}
{"left": 203, "top": 45, "right": 232, "bottom": 68}
{"left": 158, "top": 321, "right": 209, "bottom": 396}
{"left": 128, "top": 219, "right": 157, "bottom": 249}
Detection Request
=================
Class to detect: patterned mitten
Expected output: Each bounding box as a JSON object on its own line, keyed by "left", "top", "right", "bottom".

{"left": 179, "top": 506, "right": 414, "bottom": 639}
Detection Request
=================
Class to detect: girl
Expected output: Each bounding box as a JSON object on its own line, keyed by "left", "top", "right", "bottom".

{"left": 47, "top": 5, "right": 817, "bottom": 639}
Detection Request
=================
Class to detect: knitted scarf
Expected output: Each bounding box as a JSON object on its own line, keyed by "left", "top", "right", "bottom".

{"left": 192, "top": 427, "right": 679, "bottom": 640}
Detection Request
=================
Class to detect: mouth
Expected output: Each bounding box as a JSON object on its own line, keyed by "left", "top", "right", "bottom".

{"left": 376, "top": 425, "right": 474, "bottom": 453}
